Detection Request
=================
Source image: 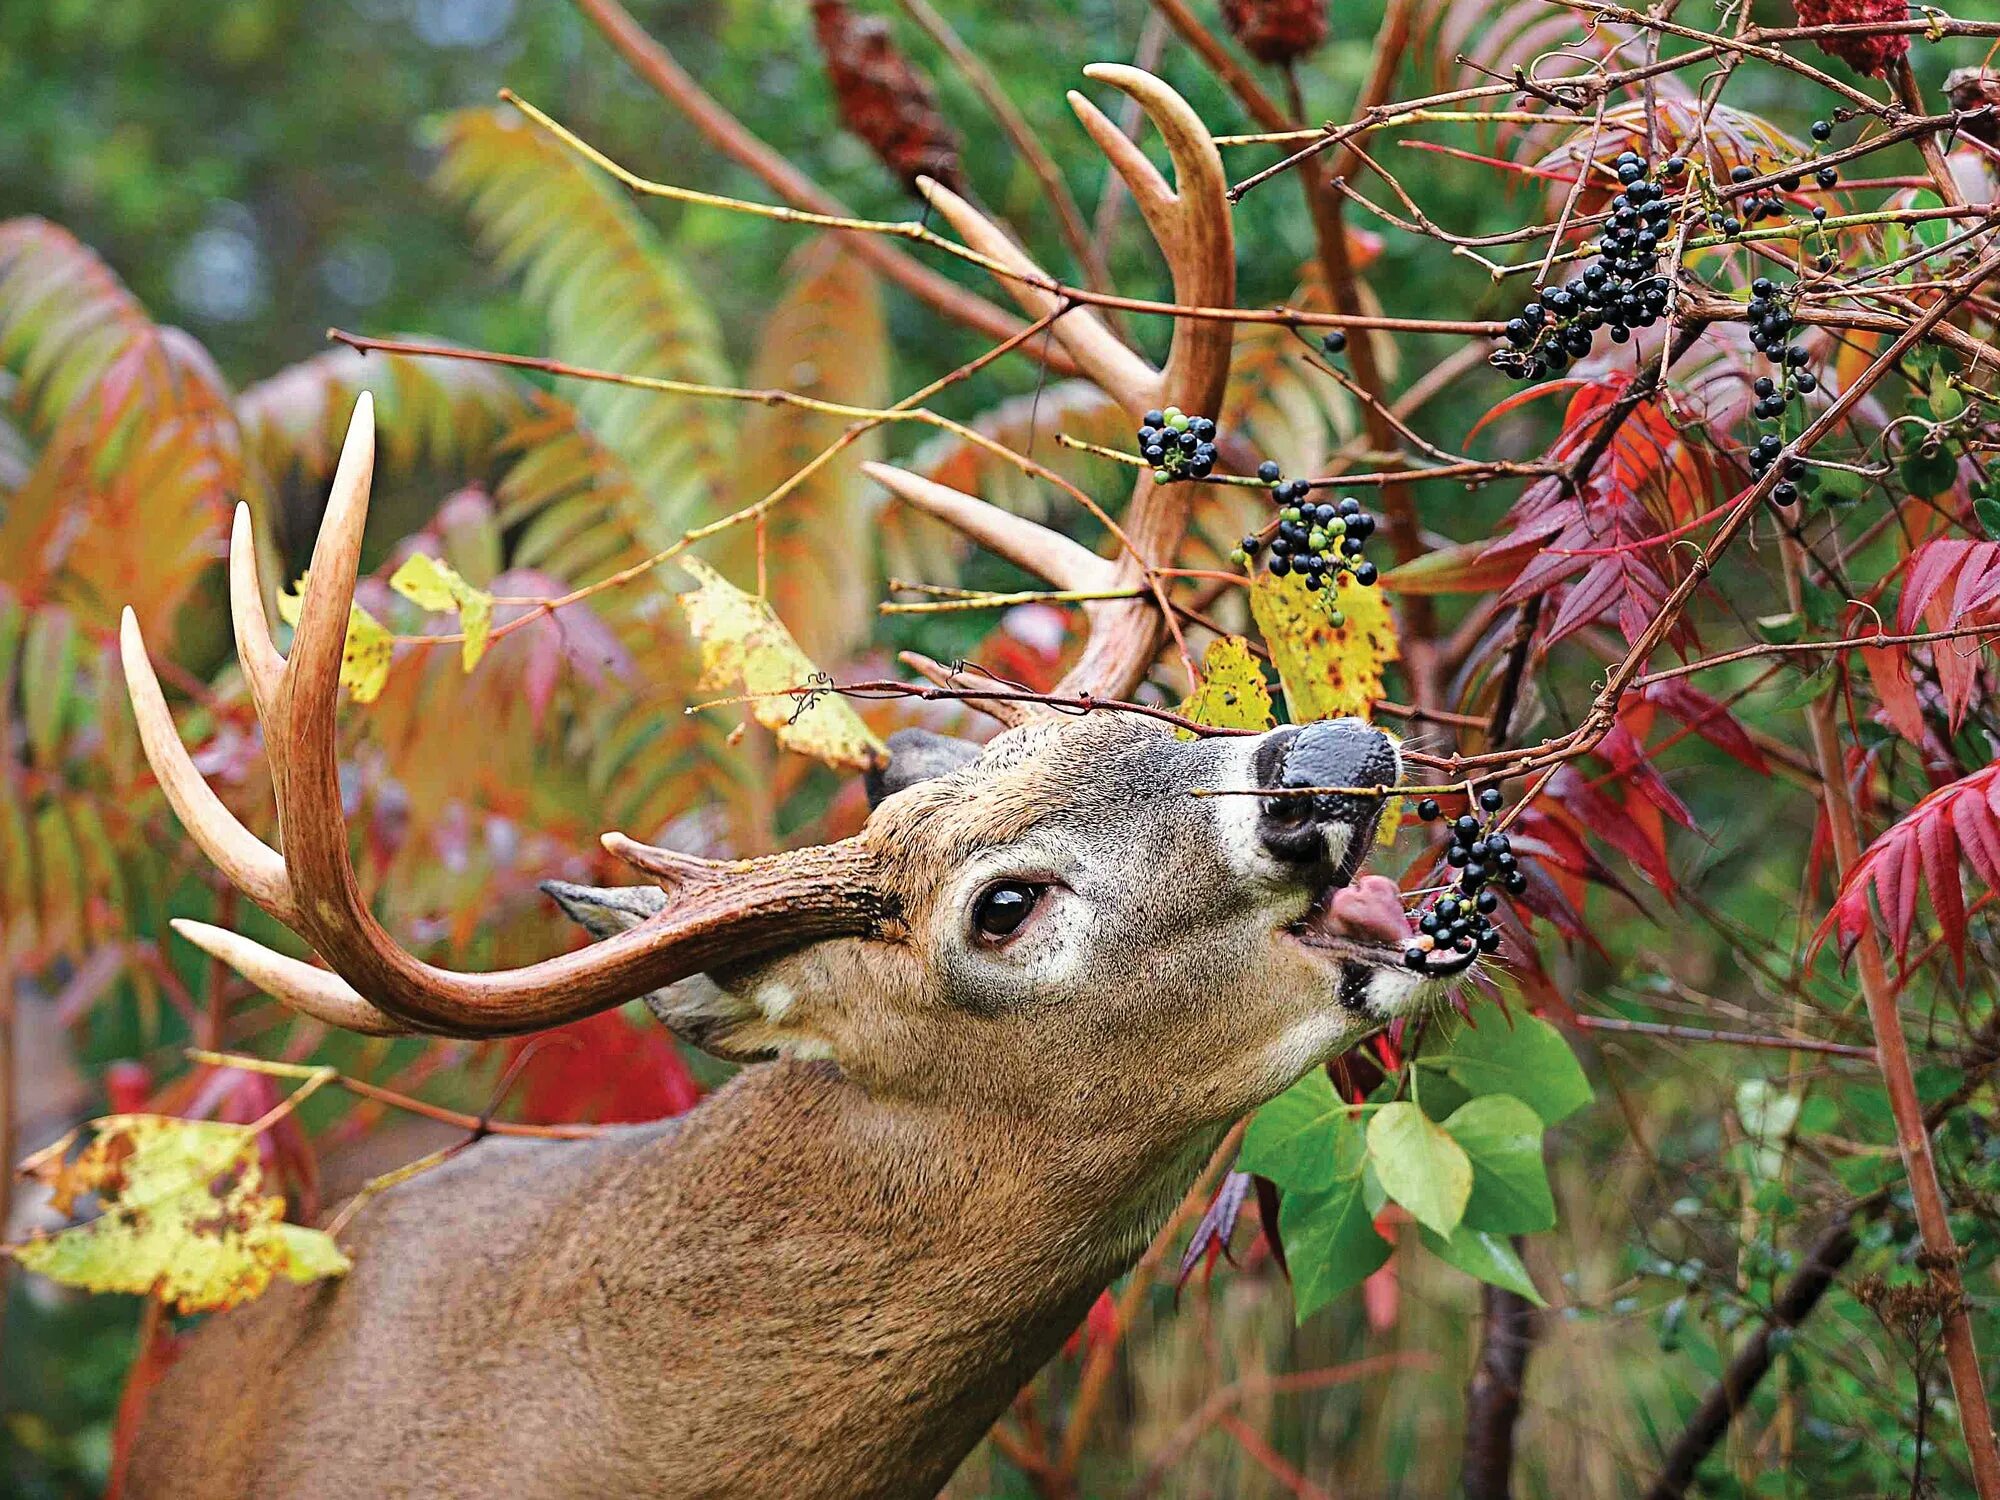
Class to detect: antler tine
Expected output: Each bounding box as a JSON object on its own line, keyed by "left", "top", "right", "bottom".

{"left": 1069, "top": 65, "right": 1235, "bottom": 408}
{"left": 860, "top": 462, "right": 1115, "bottom": 594}
{"left": 227, "top": 502, "right": 287, "bottom": 731}
{"left": 120, "top": 609, "right": 296, "bottom": 925}
{"left": 876, "top": 71, "right": 1237, "bottom": 709}
{"left": 912, "top": 176, "right": 1159, "bottom": 415}
{"left": 170, "top": 919, "right": 409, "bottom": 1036}
{"left": 129, "top": 394, "right": 896, "bottom": 1040}
{"left": 1052, "top": 68, "right": 1235, "bottom": 704}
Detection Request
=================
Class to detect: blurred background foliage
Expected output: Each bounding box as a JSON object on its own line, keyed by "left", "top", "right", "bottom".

{"left": 1, "top": 1, "right": 1995, "bottom": 1497}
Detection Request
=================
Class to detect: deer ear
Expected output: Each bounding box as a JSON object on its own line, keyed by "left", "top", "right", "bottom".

{"left": 865, "top": 728, "right": 981, "bottom": 807}
{"left": 540, "top": 881, "right": 818, "bottom": 1064}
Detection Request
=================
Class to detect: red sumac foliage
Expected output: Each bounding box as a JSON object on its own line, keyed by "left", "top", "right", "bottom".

{"left": 1823, "top": 759, "right": 2000, "bottom": 971}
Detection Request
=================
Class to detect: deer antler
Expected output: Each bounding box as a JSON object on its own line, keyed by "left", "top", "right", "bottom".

{"left": 867, "top": 65, "right": 1235, "bottom": 702}
{"left": 124, "top": 394, "right": 894, "bottom": 1038}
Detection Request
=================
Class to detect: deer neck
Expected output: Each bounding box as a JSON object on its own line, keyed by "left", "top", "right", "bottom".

{"left": 575, "top": 1059, "right": 1221, "bottom": 1496}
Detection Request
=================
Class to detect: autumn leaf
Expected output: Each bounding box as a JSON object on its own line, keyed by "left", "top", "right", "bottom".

{"left": 5, "top": 1115, "right": 349, "bottom": 1313}
{"left": 1249, "top": 570, "right": 1398, "bottom": 723}
{"left": 677, "top": 556, "right": 887, "bottom": 772}
{"left": 1820, "top": 757, "right": 2000, "bottom": 973}
{"left": 278, "top": 575, "right": 394, "bottom": 704}
{"left": 1177, "top": 635, "right": 1274, "bottom": 737}
{"left": 390, "top": 552, "right": 494, "bottom": 671}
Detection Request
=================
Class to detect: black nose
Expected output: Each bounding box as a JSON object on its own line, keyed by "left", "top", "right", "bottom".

{"left": 1253, "top": 721, "right": 1399, "bottom": 868}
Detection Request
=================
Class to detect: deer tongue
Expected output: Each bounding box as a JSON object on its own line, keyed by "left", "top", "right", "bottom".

{"left": 1299, "top": 874, "right": 1413, "bottom": 947}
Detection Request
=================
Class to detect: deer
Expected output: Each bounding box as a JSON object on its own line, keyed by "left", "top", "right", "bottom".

{"left": 114, "top": 66, "right": 1437, "bottom": 1500}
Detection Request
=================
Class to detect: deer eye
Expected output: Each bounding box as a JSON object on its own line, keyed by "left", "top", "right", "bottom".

{"left": 972, "top": 881, "right": 1042, "bottom": 941}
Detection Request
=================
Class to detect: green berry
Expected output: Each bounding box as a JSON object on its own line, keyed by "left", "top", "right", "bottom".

{"left": 1282, "top": 506, "right": 1302, "bottom": 523}
{"left": 1328, "top": 609, "right": 1346, "bottom": 627}
{"left": 1153, "top": 468, "right": 1172, "bottom": 484}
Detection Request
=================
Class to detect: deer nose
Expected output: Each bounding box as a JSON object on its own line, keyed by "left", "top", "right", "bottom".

{"left": 1252, "top": 720, "right": 1400, "bottom": 867}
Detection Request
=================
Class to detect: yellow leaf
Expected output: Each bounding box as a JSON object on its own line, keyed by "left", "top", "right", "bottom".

{"left": 1249, "top": 571, "right": 1398, "bottom": 724}
{"left": 5, "top": 1115, "right": 350, "bottom": 1313}
{"left": 677, "top": 557, "right": 887, "bottom": 772}
{"left": 277, "top": 575, "right": 395, "bottom": 703}
{"left": 389, "top": 553, "right": 495, "bottom": 672}
{"left": 1177, "top": 636, "right": 1275, "bottom": 738}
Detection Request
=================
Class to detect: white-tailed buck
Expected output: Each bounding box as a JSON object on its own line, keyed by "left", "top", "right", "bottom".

{"left": 118, "top": 67, "right": 1434, "bottom": 1499}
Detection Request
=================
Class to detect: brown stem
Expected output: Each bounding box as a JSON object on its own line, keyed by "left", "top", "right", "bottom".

{"left": 1781, "top": 534, "right": 2000, "bottom": 1497}
{"left": 1463, "top": 1281, "right": 1538, "bottom": 1500}
{"left": 565, "top": 0, "right": 1080, "bottom": 373}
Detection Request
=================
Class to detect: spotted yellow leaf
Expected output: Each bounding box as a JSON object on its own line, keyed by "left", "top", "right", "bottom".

{"left": 389, "top": 553, "right": 494, "bottom": 671}
{"left": 5, "top": 1115, "right": 350, "bottom": 1314}
{"left": 278, "top": 576, "right": 394, "bottom": 704}
{"left": 1177, "top": 636, "right": 1275, "bottom": 738}
{"left": 677, "top": 556, "right": 887, "bottom": 772}
{"left": 1249, "top": 570, "right": 1398, "bottom": 724}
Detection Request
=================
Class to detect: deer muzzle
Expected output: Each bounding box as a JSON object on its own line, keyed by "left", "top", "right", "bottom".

{"left": 1251, "top": 720, "right": 1401, "bottom": 876}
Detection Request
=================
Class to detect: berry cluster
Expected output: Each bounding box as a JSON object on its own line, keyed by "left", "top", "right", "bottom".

{"left": 1137, "top": 407, "right": 1218, "bottom": 483}
{"left": 1402, "top": 789, "right": 1528, "bottom": 976}
{"left": 1493, "top": 151, "right": 1680, "bottom": 381}
{"left": 1740, "top": 276, "right": 1822, "bottom": 506}
{"left": 1232, "top": 464, "right": 1380, "bottom": 611}
{"left": 1710, "top": 123, "right": 1840, "bottom": 262}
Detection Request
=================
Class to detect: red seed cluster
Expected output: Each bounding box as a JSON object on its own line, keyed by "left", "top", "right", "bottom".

{"left": 1219, "top": 0, "right": 1328, "bottom": 64}
{"left": 1789, "top": 0, "right": 1911, "bottom": 79}
{"left": 811, "top": 0, "right": 963, "bottom": 193}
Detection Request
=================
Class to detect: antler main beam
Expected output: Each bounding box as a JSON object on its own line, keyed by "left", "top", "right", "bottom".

{"left": 125, "top": 396, "right": 890, "bottom": 1039}
{"left": 869, "top": 66, "right": 1236, "bottom": 705}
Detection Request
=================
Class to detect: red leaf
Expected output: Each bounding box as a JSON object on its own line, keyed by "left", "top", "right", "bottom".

{"left": 1177, "top": 1169, "right": 1253, "bottom": 1293}
{"left": 1861, "top": 644, "right": 1927, "bottom": 745}
{"left": 1602, "top": 722, "right": 1697, "bottom": 832}
{"left": 1550, "top": 766, "right": 1677, "bottom": 897}
{"left": 1820, "top": 758, "right": 2000, "bottom": 973}
{"left": 1642, "top": 679, "right": 1771, "bottom": 773}
{"left": 505, "top": 1011, "right": 704, "bottom": 1125}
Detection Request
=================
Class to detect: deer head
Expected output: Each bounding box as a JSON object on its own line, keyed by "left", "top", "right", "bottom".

{"left": 119, "top": 68, "right": 1430, "bottom": 1145}
{"left": 122, "top": 392, "right": 1427, "bottom": 1138}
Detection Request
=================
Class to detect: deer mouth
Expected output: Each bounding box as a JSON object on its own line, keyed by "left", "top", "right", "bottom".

{"left": 1287, "top": 873, "right": 1413, "bottom": 963}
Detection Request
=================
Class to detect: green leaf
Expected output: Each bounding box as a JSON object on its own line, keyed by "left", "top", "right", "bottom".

{"left": 1900, "top": 444, "right": 1958, "bottom": 500}
{"left": 390, "top": 552, "right": 495, "bottom": 671}
{"left": 1975, "top": 496, "right": 2000, "bottom": 543}
{"left": 1366, "top": 1100, "right": 1472, "bottom": 1238}
{"left": 1442, "top": 1095, "right": 1556, "bottom": 1235}
{"left": 434, "top": 107, "right": 732, "bottom": 537}
{"left": 1275, "top": 1119, "right": 1389, "bottom": 1320}
{"left": 1241, "top": 1071, "right": 1352, "bottom": 1193}
{"left": 1931, "top": 376, "right": 1965, "bottom": 423}
{"left": 1424, "top": 1014, "right": 1593, "bottom": 1124}
{"left": 1419, "top": 1224, "right": 1545, "bottom": 1305}
{"left": 1811, "top": 465, "right": 1871, "bottom": 506}
{"left": 1771, "top": 666, "right": 1836, "bottom": 712}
